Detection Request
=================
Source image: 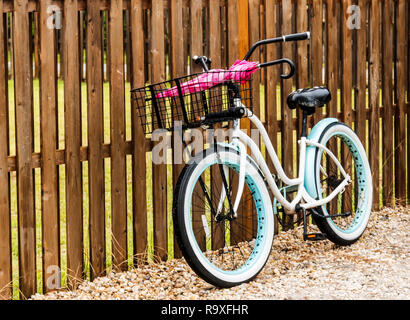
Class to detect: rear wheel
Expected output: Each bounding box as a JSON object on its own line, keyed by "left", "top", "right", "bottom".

{"left": 313, "top": 123, "right": 372, "bottom": 245}
{"left": 173, "top": 146, "right": 274, "bottom": 287}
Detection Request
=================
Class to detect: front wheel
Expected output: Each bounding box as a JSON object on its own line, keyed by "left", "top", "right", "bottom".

{"left": 173, "top": 146, "right": 274, "bottom": 288}
{"left": 312, "top": 122, "right": 373, "bottom": 246}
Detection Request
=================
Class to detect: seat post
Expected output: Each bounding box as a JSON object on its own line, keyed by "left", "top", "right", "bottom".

{"left": 301, "top": 109, "right": 309, "bottom": 138}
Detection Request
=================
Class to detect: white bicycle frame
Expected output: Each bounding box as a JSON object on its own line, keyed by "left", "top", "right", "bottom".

{"left": 218, "top": 100, "right": 351, "bottom": 214}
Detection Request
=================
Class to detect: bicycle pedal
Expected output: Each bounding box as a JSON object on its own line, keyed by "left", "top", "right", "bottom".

{"left": 303, "top": 233, "right": 327, "bottom": 241}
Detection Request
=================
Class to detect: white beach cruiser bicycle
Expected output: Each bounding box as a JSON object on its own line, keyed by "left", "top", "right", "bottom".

{"left": 132, "top": 32, "right": 372, "bottom": 288}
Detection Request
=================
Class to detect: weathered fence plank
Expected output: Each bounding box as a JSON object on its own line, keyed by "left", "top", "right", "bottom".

{"left": 341, "top": 0, "right": 354, "bottom": 214}
{"left": 63, "top": 0, "right": 83, "bottom": 290}
{"left": 281, "top": 0, "right": 294, "bottom": 230}
{"left": 247, "top": 0, "right": 260, "bottom": 239}
{"left": 326, "top": 0, "right": 339, "bottom": 215}
{"left": 265, "top": 0, "right": 280, "bottom": 234}
{"left": 326, "top": 0, "right": 338, "bottom": 120}
{"left": 369, "top": 0, "right": 381, "bottom": 210}
{"left": 342, "top": 0, "right": 353, "bottom": 127}
{"left": 86, "top": 1, "right": 106, "bottom": 278}
{"left": 39, "top": 0, "right": 60, "bottom": 292}
{"left": 407, "top": 0, "right": 410, "bottom": 205}
{"left": 249, "top": 0, "right": 261, "bottom": 118}
{"left": 356, "top": 0, "right": 367, "bottom": 145}
{"left": 13, "top": 0, "right": 36, "bottom": 299}
{"left": 108, "top": 0, "right": 128, "bottom": 271}
{"left": 382, "top": 0, "right": 394, "bottom": 207}
{"left": 0, "top": 0, "right": 12, "bottom": 300}
{"left": 208, "top": 0, "right": 226, "bottom": 250}
{"left": 151, "top": 0, "right": 168, "bottom": 261}
{"left": 395, "top": 0, "right": 407, "bottom": 204}
{"left": 187, "top": 0, "right": 204, "bottom": 253}
{"left": 311, "top": 0, "right": 323, "bottom": 125}
{"left": 296, "top": 0, "right": 308, "bottom": 95}
{"left": 130, "top": 0, "right": 147, "bottom": 265}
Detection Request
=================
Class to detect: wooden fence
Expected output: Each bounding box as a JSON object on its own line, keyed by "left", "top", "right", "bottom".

{"left": 0, "top": 0, "right": 408, "bottom": 299}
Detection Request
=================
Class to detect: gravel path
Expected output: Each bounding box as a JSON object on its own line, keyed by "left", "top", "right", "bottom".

{"left": 31, "top": 206, "right": 410, "bottom": 300}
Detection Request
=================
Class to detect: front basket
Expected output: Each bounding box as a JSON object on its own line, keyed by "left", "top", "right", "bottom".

{"left": 131, "top": 71, "right": 253, "bottom": 135}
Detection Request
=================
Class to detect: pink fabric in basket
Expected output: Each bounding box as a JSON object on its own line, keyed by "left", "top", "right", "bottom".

{"left": 156, "top": 60, "right": 259, "bottom": 98}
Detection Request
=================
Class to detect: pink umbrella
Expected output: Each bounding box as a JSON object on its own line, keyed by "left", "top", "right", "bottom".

{"left": 156, "top": 60, "right": 259, "bottom": 98}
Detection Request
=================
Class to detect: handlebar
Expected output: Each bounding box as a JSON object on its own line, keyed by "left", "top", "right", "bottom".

{"left": 192, "top": 31, "right": 310, "bottom": 80}
{"left": 243, "top": 31, "right": 310, "bottom": 61}
{"left": 259, "top": 58, "right": 295, "bottom": 79}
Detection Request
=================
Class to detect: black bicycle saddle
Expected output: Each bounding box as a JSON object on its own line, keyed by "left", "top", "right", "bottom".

{"left": 287, "top": 87, "right": 331, "bottom": 115}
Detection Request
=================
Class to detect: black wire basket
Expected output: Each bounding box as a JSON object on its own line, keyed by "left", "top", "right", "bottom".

{"left": 131, "top": 70, "right": 253, "bottom": 135}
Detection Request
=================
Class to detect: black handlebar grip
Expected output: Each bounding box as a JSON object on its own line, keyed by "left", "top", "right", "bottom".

{"left": 202, "top": 107, "right": 246, "bottom": 124}
{"left": 283, "top": 32, "right": 310, "bottom": 42}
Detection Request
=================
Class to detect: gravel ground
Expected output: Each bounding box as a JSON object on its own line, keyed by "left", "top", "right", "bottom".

{"left": 31, "top": 206, "right": 410, "bottom": 300}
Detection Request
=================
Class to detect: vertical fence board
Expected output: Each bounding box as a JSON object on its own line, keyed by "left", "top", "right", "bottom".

{"left": 226, "top": 0, "right": 240, "bottom": 243}
{"left": 281, "top": 0, "right": 294, "bottom": 230}
{"left": 108, "top": 0, "right": 127, "bottom": 271}
{"left": 249, "top": 0, "right": 261, "bottom": 118}
{"left": 187, "top": 0, "right": 204, "bottom": 252}
{"left": 86, "top": 1, "right": 106, "bottom": 278}
{"left": 311, "top": 0, "right": 324, "bottom": 124}
{"left": 170, "top": 0, "right": 186, "bottom": 258}
{"left": 382, "top": 0, "right": 394, "bottom": 206}
{"left": 326, "top": 0, "right": 338, "bottom": 119}
{"left": 296, "top": 0, "right": 308, "bottom": 90}
{"left": 356, "top": 0, "right": 367, "bottom": 145}
{"left": 342, "top": 0, "right": 353, "bottom": 126}
{"left": 296, "top": 0, "right": 308, "bottom": 222}
{"left": 407, "top": 0, "right": 410, "bottom": 204}
{"left": 130, "top": 0, "right": 147, "bottom": 265}
{"left": 0, "top": 0, "right": 12, "bottom": 300}
{"left": 39, "top": 0, "right": 60, "bottom": 292}
{"left": 265, "top": 0, "right": 280, "bottom": 234}
{"left": 208, "top": 0, "right": 225, "bottom": 250}
{"left": 151, "top": 0, "right": 168, "bottom": 261}
{"left": 369, "top": 0, "right": 381, "bottom": 209}
{"left": 247, "top": 0, "right": 260, "bottom": 239}
{"left": 208, "top": 0, "right": 221, "bottom": 68}
{"left": 326, "top": 0, "right": 339, "bottom": 215}
{"left": 227, "top": 0, "right": 238, "bottom": 66}
{"left": 189, "top": 0, "right": 203, "bottom": 74}
{"left": 395, "top": 0, "right": 407, "bottom": 203}
{"left": 63, "top": 0, "right": 83, "bottom": 289}
{"left": 341, "top": 0, "right": 355, "bottom": 215}
{"left": 13, "top": 0, "right": 36, "bottom": 299}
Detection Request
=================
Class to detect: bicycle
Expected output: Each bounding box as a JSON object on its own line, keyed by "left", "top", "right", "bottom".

{"left": 132, "top": 31, "right": 372, "bottom": 288}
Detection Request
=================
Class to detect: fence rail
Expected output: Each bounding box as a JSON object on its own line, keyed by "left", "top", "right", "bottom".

{"left": 0, "top": 0, "right": 408, "bottom": 299}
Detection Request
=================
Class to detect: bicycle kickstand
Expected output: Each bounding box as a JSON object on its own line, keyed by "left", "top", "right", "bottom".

{"left": 297, "top": 205, "right": 327, "bottom": 241}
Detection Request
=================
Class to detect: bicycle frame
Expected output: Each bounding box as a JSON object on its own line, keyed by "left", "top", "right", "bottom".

{"left": 222, "top": 100, "right": 351, "bottom": 214}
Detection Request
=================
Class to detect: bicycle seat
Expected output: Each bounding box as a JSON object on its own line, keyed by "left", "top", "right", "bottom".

{"left": 287, "top": 87, "right": 331, "bottom": 115}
